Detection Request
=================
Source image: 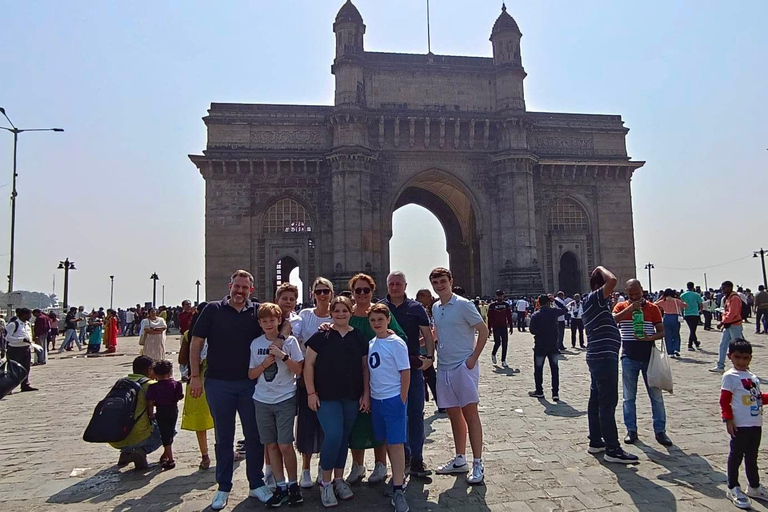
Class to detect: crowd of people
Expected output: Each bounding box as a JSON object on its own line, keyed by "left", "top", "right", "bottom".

{"left": 2, "top": 265, "right": 767, "bottom": 511}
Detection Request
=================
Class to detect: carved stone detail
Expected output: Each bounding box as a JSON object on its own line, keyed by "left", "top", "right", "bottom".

{"left": 483, "top": 119, "right": 490, "bottom": 149}
{"left": 394, "top": 117, "right": 400, "bottom": 147}
{"left": 250, "top": 128, "right": 324, "bottom": 147}
{"left": 424, "top": 117, "right": 431, "bottom": 149}
{"left": 469, "top": 119, "right": 475, "bottom": 149}
{"left": 378, "top": 116, "right": 385, "bottom": 148}
{"left": 439, "top": 118, "right": 446, "bottom": 149}
{"left": 453, "top": 118, "right": 461, "bottom": 149}
{"left": 409, "top": 117, "right": 415, "bottom": 148}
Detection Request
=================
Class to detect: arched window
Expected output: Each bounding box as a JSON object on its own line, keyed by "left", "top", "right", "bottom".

{"left": 263, "top": 198, "right": 312, "bottom": 233}
{"left": 548, "top": 199, "right": 588, "bottom": 231}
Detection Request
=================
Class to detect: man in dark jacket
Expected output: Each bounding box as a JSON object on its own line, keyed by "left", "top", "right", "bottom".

{"left": 528, "top": 294, "right": 567, "bottom": 401}
{"left": 487, "top": 290, "right": 514, "bottom": 368}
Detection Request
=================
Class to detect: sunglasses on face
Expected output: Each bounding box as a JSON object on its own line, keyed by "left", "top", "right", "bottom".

{"left": 354, "top": 287, "right": 372, "bottom": 295}
{"left": 314, "top": 289, "right": 331, "bottom": 296}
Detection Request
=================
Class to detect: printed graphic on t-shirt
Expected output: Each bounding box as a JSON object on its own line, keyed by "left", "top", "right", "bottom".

{"left": 740, "top": 378, "right": 763, "bottom": 417}
{"left": 369, "top": 352, "right": 381, "bottom": 369}
{"left": 254, "top": 347, "right": 278, "bottom": 382}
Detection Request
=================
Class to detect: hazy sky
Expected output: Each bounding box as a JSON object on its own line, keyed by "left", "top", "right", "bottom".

{"left": 1, "top": 0, "right": 766, "bottom": 308}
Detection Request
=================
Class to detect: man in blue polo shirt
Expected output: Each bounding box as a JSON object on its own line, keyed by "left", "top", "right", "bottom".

{"left": 190, "top": 270, "right": 272, "bottom": 510}
{"left": 380, "top": 271, "right": 435, "bottom": 478}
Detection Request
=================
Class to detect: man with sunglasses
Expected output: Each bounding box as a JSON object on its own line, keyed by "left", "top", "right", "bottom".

{"left": 380, "top": 271, "right": 435, "bottom": 478}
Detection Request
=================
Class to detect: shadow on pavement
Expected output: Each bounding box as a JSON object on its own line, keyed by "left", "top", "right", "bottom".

{"left": 535, "top": 397, "right": 586, "bottom": 418}
{"left": 639, "top": 443, "right": 726, "bottom": 501}
{"left": 491, "top": 366, "right": 521, "bottom": 376}
{"left": 436, "top": 475, "right": 490, "bottom": 511}
{"left": 602, "top": 460, "right": 677, "bottom": 512}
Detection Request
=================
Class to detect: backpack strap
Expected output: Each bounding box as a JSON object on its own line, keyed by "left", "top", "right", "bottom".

{"left": 130, "top": 377, "right": 151, "bottom": 422}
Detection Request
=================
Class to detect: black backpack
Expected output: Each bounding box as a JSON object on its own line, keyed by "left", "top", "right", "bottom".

{"left": 83, "top": 377, "right": 149, "bottom": 443}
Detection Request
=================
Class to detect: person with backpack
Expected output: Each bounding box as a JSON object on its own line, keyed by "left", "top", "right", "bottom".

{"left": 105, "top": 355, "right": 162, "bottom": 469}
{"left": 6, "top": 308, "right": 36, "bottom": 392}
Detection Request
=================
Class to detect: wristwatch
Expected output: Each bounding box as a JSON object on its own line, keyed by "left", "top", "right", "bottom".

{"left": 424, "top": 355, "right": 434, "bottom": 360}
{"left": 282, "top": 353, "right": 290, "bottom": 362}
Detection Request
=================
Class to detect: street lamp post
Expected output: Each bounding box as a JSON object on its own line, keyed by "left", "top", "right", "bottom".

{"left": 754, "top": 249, "right": 767, "bottom": 289}
{"left": 195, "top": 280, "right": 201, "bottom": 305}
{"left": 162, "top": 285, "right": 165, "bottom": 306}
{"left": 58, "top": 259, "right": 76, "bottom": 310}
{"left": 110, "top": 275, "right": 115, "bottom": 309}
{"left": 644, "top": 262, "right": 655, "bottom": 293}
{"left": 1, "top": 108, "right": 63, "bottom": 295}
{"left": 150, "top": 273, "right": 159, "bottom": 307}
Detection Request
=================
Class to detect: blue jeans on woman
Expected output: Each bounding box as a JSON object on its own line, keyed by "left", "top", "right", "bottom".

{"left": 316, "top": 399, "right": 358, "bottom": 472}
{"left": 663, "top": 314, "right": 681, "bottom": 354}
{"left": 621, "top": 356, "right": 667, "bottom": 434}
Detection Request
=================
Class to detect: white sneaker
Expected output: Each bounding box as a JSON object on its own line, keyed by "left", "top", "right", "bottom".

{"left": 300, "top": 469, "right": 314, "bottom": 489}
{"left": 264, "top": 472, "right": 277, "bottom": 492}
{"left": 436, "top": 455, "right": 469, "bottom": 474}
{"left": 501, "top": 361, "right": 509, "bottom": 368}
{"left": 747, "top": 485, "right": 768, "bottom": 501}
{"left": 321, "top": 483, "right": 338, "bottom": 508}
{"left": 249, "top": 485, "right": 273, "bottom": 503}
{"left": 491, "top": 355, "right": 497, "bottom": 364}
{"left": 211, "top": 490, "right": 229, "bottom": 510}
{"left": 368, "top": 461, "right": 388, "bottom": 483}
{"left": 316, "top": 461, "right": 323, "bottom": 486}
{"left": 466, "top": 460, "right": 485, "bottom": 485}
{"left": 346, "top": 461, "right": 366, "bottom": 485}
{"left": 709, "top": 366, "right": 725, "bottom": 373}
{"left": 727, "top": 486, "right": 751, "bottom": 509}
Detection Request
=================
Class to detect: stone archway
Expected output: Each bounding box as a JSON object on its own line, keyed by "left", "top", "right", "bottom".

{"left": 558, "top": 251, "right": 580, "bottom": 296}
{"left": 391, "top": 170, "right": 482, "bottom": 296}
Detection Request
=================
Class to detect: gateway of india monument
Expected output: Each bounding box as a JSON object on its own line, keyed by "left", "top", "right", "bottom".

{"left": 190, "top": 1, "right": 644, "bottom": 301}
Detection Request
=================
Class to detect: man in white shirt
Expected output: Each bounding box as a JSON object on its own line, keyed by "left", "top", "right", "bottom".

{"left": 429, "top": 267, "right": 489, "bottom": 486}
{"left": 5, "top": 308, "right": 36, "bottom": 392}
{"left": 77, "top": 306, "right": 88, "bottom": 344}
{"left": 124, "top": 309, "right": 135, "bottom": 336}
{"left": 515, "top": 298, "right": 530, "bottom": 332}
{"left": 568, "top": 294, "right": 585, "bottom": 348}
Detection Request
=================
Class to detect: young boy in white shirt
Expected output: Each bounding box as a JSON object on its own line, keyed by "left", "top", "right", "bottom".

{"left": 720, "top": 338, "right": 768, "bottom": 509}
{"left": 367, "top": 304, "right": 411, "bottom": 512}
{"left": 249, "top": 303, "right": 305, "bottom": 508}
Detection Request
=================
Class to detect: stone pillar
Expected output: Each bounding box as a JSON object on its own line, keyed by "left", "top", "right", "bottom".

{"left": 493, "top": 155, "right": 543, "bottom": 295}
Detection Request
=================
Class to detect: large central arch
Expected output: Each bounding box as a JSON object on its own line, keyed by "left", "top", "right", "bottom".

{"left": 390, "top": 169, "right": 482, "bottom": 296}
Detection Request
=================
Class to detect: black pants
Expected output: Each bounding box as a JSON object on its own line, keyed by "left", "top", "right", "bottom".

{"left": 155, "top": 405, "right": 179, "bottom": 446}
{"left": 557, "top": 322, "right": 566, "bottom": 350}
{"left": 492, "top": 327, "right": 509, "bottom": 361}
{"left": 533, "top": 348, "right": 559, "bottom": 395}
{"left": 423, "top": 365, "right": 438, "bottom": 406}
{"left": 571, "top": 319, "right": 584, "bottom": 347}
{"left": 517, "top": 312, "right": 527, "bottom": 331}
{"left": 6, "top": 346, "right": 31, "bottom": 389}
{"left": 587, "top": 358, "right": 620, "bottom": 451}
{"left": 728, "top": 426, "right": 762, "bottom": 489}
{"left": 702, "top": 311, "right": 713, "bottom": 330}
{"left": 684, "top": 315, "right": 700, "bottom": 347}
{"left": 756, "top": 309, "right": 768, "bottom": 333}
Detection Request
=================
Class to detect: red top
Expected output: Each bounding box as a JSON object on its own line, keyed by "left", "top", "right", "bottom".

{"left": 178, "top": 311, "right": 194, "bottom": 335}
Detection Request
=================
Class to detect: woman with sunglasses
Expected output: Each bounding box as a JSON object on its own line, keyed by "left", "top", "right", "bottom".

{"left": 292, "top": 277, "right": 334, "bottom": 489}
{"left": 345, "top": 273, "right": 407, "bottom": 486}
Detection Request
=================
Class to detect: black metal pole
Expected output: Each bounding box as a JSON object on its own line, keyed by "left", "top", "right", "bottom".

{"left": 110, "top": 275, "right": 114, "bottom": 309}
{"left": 761, "top": 249, "right": 767, "bottom": 290}
{"left": 647, "top": 263, "right": 653, "bottom": 293}
{"left": 152, "top": 279, "right": 157, "bottom": 307}
{"left": 63, "top": 263, "right": 70, "bottom": 310}
{"left": 8, "top": 130, "right": 18, "bottom": 294}
{"left": 195, "top": 280, "right": 201, "bottom": 305}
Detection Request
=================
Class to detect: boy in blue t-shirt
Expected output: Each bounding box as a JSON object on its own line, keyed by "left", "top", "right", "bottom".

{"left": 367, "top": 304, "right": 411, "bottom": 512}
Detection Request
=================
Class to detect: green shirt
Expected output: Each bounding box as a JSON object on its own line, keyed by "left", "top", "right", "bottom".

{"left": 680, "top": 291, "right": 703, "bottom": 317}
{"left": 109, "top": 374, "right": 155, "bottom": 449}
{"left": 349, "top": 313, "right": 406, "bottom": 343}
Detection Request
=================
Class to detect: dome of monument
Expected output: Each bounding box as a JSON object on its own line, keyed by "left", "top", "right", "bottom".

{"left": 335, "top": 0, "right": 364, "bottom": 24}
{"left": 491, "top": 3, "right": 521, "bottom": 38}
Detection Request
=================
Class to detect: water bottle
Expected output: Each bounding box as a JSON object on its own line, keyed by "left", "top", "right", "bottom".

{"left": 632, "top": 309, "right": 645, "bottom": 338}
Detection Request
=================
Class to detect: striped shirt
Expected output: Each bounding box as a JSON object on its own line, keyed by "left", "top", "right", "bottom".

{"left": 583, "top": 287, "right": 621, "bottom": 362}
{"left": 613, "top": 301, "right": 663, "bottom": 362}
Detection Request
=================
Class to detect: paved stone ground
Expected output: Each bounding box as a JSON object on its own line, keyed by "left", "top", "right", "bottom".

{"left": 2, "top": 325, "right": 767, "bottom": 512}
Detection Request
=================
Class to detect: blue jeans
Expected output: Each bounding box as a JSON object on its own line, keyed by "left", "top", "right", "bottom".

{"left": 204, "top": 378, "right": 265, "bottom": 493}
{"left": 315, "top": 399, "right": 358, "bottom": 471}
{"left": 622, "top": 356, "right": 666, "bottom": 434}
{"left": 58, "top": 329, "right": 82, "bottom": 352}
{"left": 717, "top": 324, "right": 745, "bottom": 369}
{"left": 534, "top": 348, "right": 559, "bottom": 395}
{"left": 587, "top": 358, "right": 620, "bottom": 451}
{"left": 119, "top": 421, "right": 162, "bottom": 455}
{"left": 405, "top": 369, "right": 425, "bottom": 461}
{"left": 78, "top": 326, "right": 87, "bottom": 343}
{"left": 663, "top": 314, "right": 681, "bottom": 354}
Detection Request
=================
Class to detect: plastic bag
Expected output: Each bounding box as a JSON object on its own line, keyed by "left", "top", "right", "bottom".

{"left": 648, "top": 340, "right": 673, "bottom": 393}
{"left": 0, "top": 358, "right": 29, "bottom": 398}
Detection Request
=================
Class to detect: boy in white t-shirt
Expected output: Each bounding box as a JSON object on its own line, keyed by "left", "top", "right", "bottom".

{"left": 249, "top": 303, "right": 305, "bottom": 508}
{"left": 719, "top": 338, "right": 768, "bottom": 509}
{"left": 367, "top": 304, "right": 411, "bottom": 512}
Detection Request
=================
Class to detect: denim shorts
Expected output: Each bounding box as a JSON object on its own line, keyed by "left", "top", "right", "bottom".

{"left": 371, "top": 395, "right": 407, "bottom": 445}
{"left": 255, "top": 396, "right": 296, "bottom": 445}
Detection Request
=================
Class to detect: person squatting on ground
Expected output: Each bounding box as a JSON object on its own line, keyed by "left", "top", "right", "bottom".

{"left": 146, "top": 359, "right": 184, "bottom": 470}
{"left": 613, "top": 280, "right": 672, "bottom": 447}
{"left": 487, "top": 289, "right": 513, "bottom": 368}
{"left": 582, "top": 266, "right": 639, "bottom": 464}
{"left": 367, "top": 303, "right": 412, "bottom": 512}
{"left": 528, "top": 294, "right": 567, "bottom": 401}
{"left": 430, "top": 267, "right": 489, "bottom": 485}
{"left": 719, "top": 338, "right": 768, "bottom": 509}
{"left": 248, "top": 302, "right": 305, "bottom": 508}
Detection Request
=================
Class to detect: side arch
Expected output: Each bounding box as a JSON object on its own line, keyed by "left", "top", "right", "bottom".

{"left": 545, "top": 197, "right": 593, "bottom": 294}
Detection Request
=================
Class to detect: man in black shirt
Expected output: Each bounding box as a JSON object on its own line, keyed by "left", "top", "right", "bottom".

{"left": 189, "top": 270, "right": 271, "bottom": 510}
{"left": 528, "top": 295, "right": 567, "bottom": 401}
{"left": 57, "top": 307, "right": 83, "bottom": 352}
